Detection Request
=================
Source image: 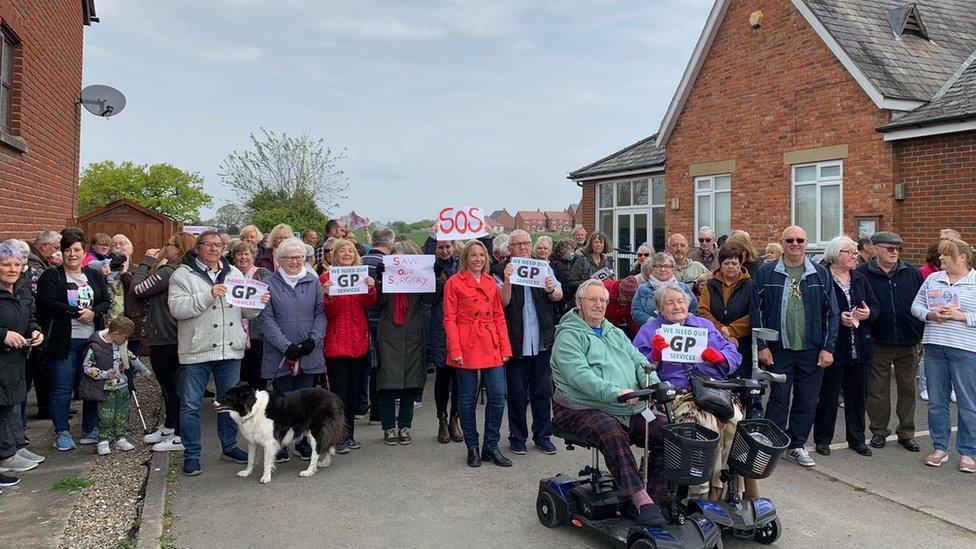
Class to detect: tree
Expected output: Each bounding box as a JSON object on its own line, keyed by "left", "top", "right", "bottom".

{"left": 246, "top": 188, "right": 328, "bottom": 234}
{"left": 219, "top": 128, "right": 348, "bottom": 216}
{"left": 209, "top": 203, "right": 251, "bottom": 234}
{"left": 79, "top": 161, "right": 213, "bottom": 222}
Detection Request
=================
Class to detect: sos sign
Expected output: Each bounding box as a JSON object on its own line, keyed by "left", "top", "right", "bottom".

{"left": 329, "top": 266, "right": 369, "bottom": 296}
{"left": 436, "top": 206, "right": 490, "bottom": 240}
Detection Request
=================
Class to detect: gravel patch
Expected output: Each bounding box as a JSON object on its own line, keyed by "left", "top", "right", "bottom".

{"left": 58, "top": 374, "right": 163, "bottom": 549}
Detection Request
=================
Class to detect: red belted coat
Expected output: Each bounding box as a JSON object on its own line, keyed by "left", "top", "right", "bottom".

{"left": 443, "top": 270, "right": 512, "bottom": 369}
{"left": 320, "top": 271, "right": 377, "bottom": 358}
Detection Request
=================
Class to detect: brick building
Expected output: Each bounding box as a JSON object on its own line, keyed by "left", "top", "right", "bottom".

{"left": 544, "top": 210, "right": 574, "bottom": 233}
{"left": 571, "top": 0, "right": 976, "bottom": 262}
{"left": 486, "top": 208, "right": 515, "bottom": 232}
{"left": 0, "top": 0, "right": 98, "bottom": 238}
{"left": 514, "top": 210, "right": 547, "bottom": 233}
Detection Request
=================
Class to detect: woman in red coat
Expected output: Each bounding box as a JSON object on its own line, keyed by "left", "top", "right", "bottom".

{"left": 320, "top": 239, "right": 377, "bottom": 454}
{"left": 444, "top": 240, "right": 513, "bottom": 468}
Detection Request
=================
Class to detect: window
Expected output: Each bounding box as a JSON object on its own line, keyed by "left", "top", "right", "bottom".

{"left": 597, "top": 175, "right": 666, "bottom": 275}
{"left": 694, "top": 174, "right": 731, "bottom": 238}
{"left": 792, "top": 161, "right": 843, "bottom": 245}
{"left": 0, "top": 28, "right": 14, "bottom": 132}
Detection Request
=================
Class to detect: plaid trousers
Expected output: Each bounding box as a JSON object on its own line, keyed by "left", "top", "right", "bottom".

{"left": 552, "top": 403, "right": 668, "bottom": 501}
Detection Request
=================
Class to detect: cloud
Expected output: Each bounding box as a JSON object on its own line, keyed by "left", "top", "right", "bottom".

{"left": 320, "top": 17, "right": 446, "bottom": 41}
{"left": 200, "top": 45, "right": 263, "bottom": 61}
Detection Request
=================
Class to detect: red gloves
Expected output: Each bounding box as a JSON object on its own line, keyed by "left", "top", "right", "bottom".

{"left": 650, "top": 334, "right": 668, "bottom": 363}
{"left": 701, "top": 347, "right": 725, "bottom": 365}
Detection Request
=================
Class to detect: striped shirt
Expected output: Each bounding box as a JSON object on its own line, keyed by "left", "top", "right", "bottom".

{"left": 911, "top": 269, "right": 976, "bottom": 353}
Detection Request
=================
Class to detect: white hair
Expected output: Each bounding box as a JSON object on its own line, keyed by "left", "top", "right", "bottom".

{"left": 653, "top": 281, "right": 688, "bottom": 310}
{"left": 823, "top": 235, "right": 857, "bottom": 265}
{"left": 493, "top": 233, "right": 511, "bottom": 256}
{"left": 575, "top": 279, "right": 609, "bottom": 302}
{"left": 698, "top": 226, "right": 715, "bottom": 238}
{"left": 275, "top": 237, "right": 307, "bottom": 259}
{"left": 35, "top": 230, "right": 61, "bottom": 246}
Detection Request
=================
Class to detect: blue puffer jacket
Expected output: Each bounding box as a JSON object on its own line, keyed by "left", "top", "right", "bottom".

{"left": 750, "top": 257, "right": 839, "bottom": 353}
{"left": 855, "top": 259, "right": 923, "bottom": 347}
{"left": 257, "top": 269, "right": 326, "bottom": 379}
{"left": 631, "top": 279, "right": 698, "bottom": 326}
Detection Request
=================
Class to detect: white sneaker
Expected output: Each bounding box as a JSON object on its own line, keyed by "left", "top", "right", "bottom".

{"left": 951, "top": 391, "right": 957, "bottom": 403}
{"left": 116, "top": 438, "right": 136, "bottom": 452}
{"left": 920, "top": 389, "right": 929, "bottom": 402}
{"left": 96, "top": 441, "right": 111, "bottom": 455}
{"left": 143, "top": 427, "right": 175, "bottom": 444}
{"left": 0, "top": 453, "right": 38, "bottom": 472}
{"left": 16, "top": 448, "right": 46, "bottom": 463}
{"left": 152, "top": 437, "right": 185, "bottom": 452}
{"left": 785, "top": 447, "right": 816, "bottom": 467}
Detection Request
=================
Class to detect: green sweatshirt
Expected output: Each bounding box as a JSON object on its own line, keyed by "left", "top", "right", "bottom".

{"left": 550, "top": 309, "right": 660, "bottom": 416}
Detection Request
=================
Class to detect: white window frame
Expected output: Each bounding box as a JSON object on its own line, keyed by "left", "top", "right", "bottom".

{"left": 596, "top": 175, "right": 666, "bottom": 256}
{"left": 694, "top": 174, "right": 731, "bottom": 238}
{"left": 791, "top": 160, "right": 844, "bottom": 246}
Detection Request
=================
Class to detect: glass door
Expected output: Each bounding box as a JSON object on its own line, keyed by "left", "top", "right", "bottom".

{"left": 614, "top": 211, "right": 648, "bottom": 276}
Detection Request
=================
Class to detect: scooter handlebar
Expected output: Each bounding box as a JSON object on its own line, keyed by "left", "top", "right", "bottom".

{"left": 616, "top": 388, "right": 654, "bottom": 403}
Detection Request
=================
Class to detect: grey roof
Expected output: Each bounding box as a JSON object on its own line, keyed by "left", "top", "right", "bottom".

{"left": 569, "top": 134, "right": 665, "bottom": 180}
{"left": 881, "top": 53, "right": 976, "bottom": 129}
{"left": 803, "top": 0, "right": 976, "bottom": 102}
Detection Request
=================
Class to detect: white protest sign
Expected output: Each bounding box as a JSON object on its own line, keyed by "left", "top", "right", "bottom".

{"left": 436, "top": 206, "right": 490, "bottom": 240}
{"left": 382, "top": 255, "right": 436, "bottom": 293}
{"left": 509, "top": 257, "right": 549, "bottom": 288}
{"left": 224, "top": 276, "right": 269, "bottom": 309}
{"left": 926, "top": 287, "right": 960, "bottom": 310}
{"left": 656, "top": 324, "right": 708, "bottom": 363}
{"left": 329, "top": 266, "right": 369, "bottom": 296}
{"left": 591, "top": 267, "right": 614, "bottom": 281}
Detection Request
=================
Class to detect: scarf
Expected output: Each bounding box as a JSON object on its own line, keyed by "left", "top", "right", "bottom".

{"left": 393, "top": 294, "right": 409, "bottom": 326}
{"left": 278, "top": 266, "right": 307, "bottom": 289}
{"left": 647, "top": 275, "right": 679, "bottom": 290}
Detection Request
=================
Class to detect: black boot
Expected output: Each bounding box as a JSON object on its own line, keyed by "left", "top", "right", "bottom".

{"left": 467, "top": 447, "right": 481, "bottom": 467}
{"left": 481, "top": 448, "right": 513, "bottom": 467}
{"left": 437, "top": 413, "right": 451, "bottom": 444}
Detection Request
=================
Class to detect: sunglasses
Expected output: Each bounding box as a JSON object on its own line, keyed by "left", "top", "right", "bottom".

{"left": 784, "top": 238, "right": 806, "bottom": 244}
{"left": 877, "top": 245, "right": 902, "bottom": 252}
{"left": 637, "top": 253, "right": 650, "bottom": 257}
{"left": 698, "top": 238, "right": 713, "bottom": 243}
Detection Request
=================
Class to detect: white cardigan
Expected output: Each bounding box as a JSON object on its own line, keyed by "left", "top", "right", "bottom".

{"left": 168, "top": 263, "right": 260, "bottom": 365}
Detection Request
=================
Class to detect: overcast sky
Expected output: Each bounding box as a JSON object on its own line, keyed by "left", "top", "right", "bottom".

{"left": 80, "top": 0, "right": 712, "bottom": 223}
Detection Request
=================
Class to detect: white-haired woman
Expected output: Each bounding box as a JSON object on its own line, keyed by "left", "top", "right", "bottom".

{"left": 631, "top": 252, "right": 698, "bottom": 325}
{"left": 812, "top": 236, "right": 878, "bottom": 457}
{"left": 254, "top": 223, "right": 293, "bottom": 272}
{"left": 533, "top": 236, "right": 553, "bottom": 262}
{"left": 239, "top": 225, "right": 264, "bottom": 255}
{"left": 256, "top": 237, "right": 325, "bottom": 462}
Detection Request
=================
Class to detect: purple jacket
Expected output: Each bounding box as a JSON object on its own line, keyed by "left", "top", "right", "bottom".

{"left": 633, "top": 314, "right": 741, "bottom": 390}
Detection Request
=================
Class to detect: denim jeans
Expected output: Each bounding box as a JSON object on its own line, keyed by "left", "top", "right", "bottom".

{"left": 47, "top": 338, "right": 98, "bottom": 434}
{"left": 766, "top": 348, "right": 823, "bottom": 449}
{"left": 924, "top": 344, "right": 976, "bottom": 457}
{"left": 179, "top": 359, "right": 241, "bottom": 461}
{"left": 505, "top": 350, "right": 553, "bottom": 445}
{"left": 457, "top": 366, "right": 506, "bottom": 451}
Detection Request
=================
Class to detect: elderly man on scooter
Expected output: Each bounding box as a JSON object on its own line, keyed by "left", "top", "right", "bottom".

{"left": 550, "top": 279, "right": 668, "bottom": 527}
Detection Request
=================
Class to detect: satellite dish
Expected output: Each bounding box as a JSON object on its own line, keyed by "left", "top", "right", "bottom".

{"left": 80, "top": 84, "right": 126, "bottom": 117}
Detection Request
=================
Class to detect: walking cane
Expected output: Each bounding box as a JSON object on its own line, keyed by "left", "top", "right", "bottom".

{"left": 128, "top": 380, "right": 150, "bottom": 434}
{"left": 643, "top": 363, "right": 654, "bottom": 488}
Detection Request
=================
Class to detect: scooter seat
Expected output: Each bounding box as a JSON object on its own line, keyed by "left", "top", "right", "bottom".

{"left": 552, "top": 424, "right": 595, "bottom": 450}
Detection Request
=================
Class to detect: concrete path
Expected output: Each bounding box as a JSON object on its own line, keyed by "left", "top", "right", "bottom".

{"left": 170, "top": 378, "right": 976, "bottom": 548}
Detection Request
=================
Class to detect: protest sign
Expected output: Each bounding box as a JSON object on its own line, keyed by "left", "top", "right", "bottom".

{"left": 591, "top": 267, "right": 614, "bottom": 281}
{"left": 656, "top": 324, "right": 708, "bottom": 363}
{"left": 329, "top": 266, "right": 369, "bottom": 296}
{"left": 224, "top": 276, "right": 269, "bottom": 309}
{"left": 509, "top": 257, "right": 549, "bottom": 288}
{"left": 926, "top": 287, "right": 960, "bottom": 310}
{"left": 436, "top": 206, "right": 490, "bottom": 240}
{"left": 382, "top": 255, "right": 436, "bottom": 293}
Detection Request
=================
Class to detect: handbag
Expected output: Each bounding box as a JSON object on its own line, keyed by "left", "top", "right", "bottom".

{"left": 684, "top": 364, "right": 734, "bottom": 421}
{"left": 78, "top": 373, "right": 107, "bottom": 403}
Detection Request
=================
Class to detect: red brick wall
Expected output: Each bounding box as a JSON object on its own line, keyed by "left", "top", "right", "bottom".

{"left": 894, "top": 130, "right": 976, "bottom": 263}
{"left": 577, "top": 181, "right": 595, "bottom": 233}
{"left": 663, "top": 0, "right": 895, "bottom": 250}
{"left": 0, "top": 0, "right": 85, "bottom": 239}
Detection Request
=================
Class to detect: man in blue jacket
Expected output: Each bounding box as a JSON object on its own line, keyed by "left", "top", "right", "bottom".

{"left": 751, "top": 226, "right": 839, "bottom": 467}
{"left": 855, "top": 231, "right": 923, "bottom": 452}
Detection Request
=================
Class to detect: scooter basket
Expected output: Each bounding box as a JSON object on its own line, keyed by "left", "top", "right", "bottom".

{"left": 727, "top": 418, "right": 790, "bottom": 479}
{"left": 661, "top": 422, "right": 720, "bottom": 485}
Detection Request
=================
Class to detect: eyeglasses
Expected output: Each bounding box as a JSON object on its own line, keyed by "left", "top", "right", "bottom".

{"left": 581, "top": 297, "right": 608, "bottom": 304}
{"left": 199, "top": 242, "right": 224, "bottom": 249}
{"left": 653, "top": 264, "right": 674, "bottom": 269}
{"left": 840, "top": 249, "right": 858, "bottom": 256}
{"left": 637, "top": 253, "right": 650, "bottom": 258}
{"left": 510, "top": 241, "right": 531, "bottom": 248}
{"left": 784, "top": 238, "right": 806, "bottom": 245}
{"left": 282, "top": 255, "right": 305, "bottom": 263}
{"left": 698, "top": 238, "right": 713, "bottom": 243}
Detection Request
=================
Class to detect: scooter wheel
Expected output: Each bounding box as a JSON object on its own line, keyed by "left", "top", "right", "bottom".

{"left": 628, "top": 537, "right": 656, "bottom": 549}
{"left": 753, "top": 518, "right": 781, "bottom": 545}
{"left": 536, "top": 491, "right": 564, "bottom": 528}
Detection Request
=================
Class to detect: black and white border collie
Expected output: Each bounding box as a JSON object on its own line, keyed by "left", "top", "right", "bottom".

{"left": 214, "top": 383, "right": 346, "bottom": 483}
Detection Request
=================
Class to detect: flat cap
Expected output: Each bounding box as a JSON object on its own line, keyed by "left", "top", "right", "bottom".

{"left": 871, "top": 231, "right": 904, "bottom": 246}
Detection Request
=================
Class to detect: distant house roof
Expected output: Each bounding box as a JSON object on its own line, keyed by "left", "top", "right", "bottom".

{"left": 656, "top": 0, "right": 976, "bottom": 147}
{"left": 569, "top": 134, "right": 666, "bottom": 181}
{"left": 517, "top": 210, "right": 547, "bottom": 220}
{"left": 567, "top": 203, "right": 580, "bottom": 215}
{"left": 545, "top": 211, "right": 574, "bottom": 221}
{"left": 880, "top": 53, "right": 976, "bottom": 134}
{"left": 488, "top": 209, "right": 510, "bottom": 220}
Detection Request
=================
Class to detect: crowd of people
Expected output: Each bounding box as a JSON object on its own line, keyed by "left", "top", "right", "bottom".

{"left": 1, "top": 219, "right": 973, "bottom": 504}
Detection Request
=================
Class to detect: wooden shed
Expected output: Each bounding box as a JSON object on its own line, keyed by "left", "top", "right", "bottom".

{"left": 71, "top": 200, "right": 182, "bottom": 261}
